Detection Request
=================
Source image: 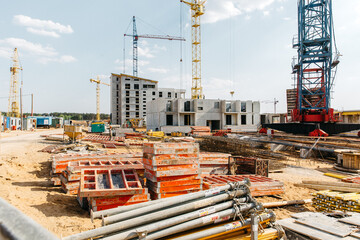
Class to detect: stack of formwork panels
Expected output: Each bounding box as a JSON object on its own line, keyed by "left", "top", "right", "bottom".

{"left": 143, "top": 142, "right": 202, "bottom": 199}
{"left": 60, "top": 159, "right": 144, "bottom": 195}
{"left": 199, "top": 152, "right": 231, "bottom": 176}
{"left": 78, "top": 169, "right": 149, "bottom": 212}
{"left": 190, "top": 126, "right": 212, "bottom": 136}
{"left": 50, "top": 153, "right": 143, "bottom": 186}
{"left": 203, "top": 175, "right": 285, "bottom": 197}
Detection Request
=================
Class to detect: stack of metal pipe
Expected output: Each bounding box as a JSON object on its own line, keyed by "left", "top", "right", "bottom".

{"left": 63, "top": 179, "right": 278, "bottom": 240}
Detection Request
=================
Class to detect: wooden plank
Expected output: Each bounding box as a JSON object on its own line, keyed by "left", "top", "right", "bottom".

{"left": 295, "top": 184, "right": 360, "bottom": 193}
{"left": 339, "top": 216, "right": 360, "bottom": 226}
{"left": 295, "top": 219, "right": 353, "bottom": 237}
{"left": 277, "top": 218, "right": 345, "bottom": 240}
{"left": 302, "top": 181, "right": 360, "bottom": 188}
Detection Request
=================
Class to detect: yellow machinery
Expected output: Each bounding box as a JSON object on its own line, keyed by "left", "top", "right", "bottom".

{"left": 171, "top": 131, "right": 184, "bottom": 137}
{"left": 8, "top": 48, "right": 22, "bottom": 117}
{"left": 181, "top": 0, "right": 206, "bottom": 99}
{"left": 129, "top": 118, "right": 145, "bottom": 128}
{"left": 147, "top": 130, "right": 165, "bottom": 138}
{"left": 64, "top": 125, "right": 82, "bottom": 142}
{"left": 90, "top": 76, "right": 110, "bottom": 121}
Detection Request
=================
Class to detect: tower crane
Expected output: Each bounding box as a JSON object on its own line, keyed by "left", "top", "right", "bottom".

{"left": 8, "top": 48, "right": 22, "bottom": 118}
{"left": 181, "top": 0, "right": 206, "bottom": 99}
{"left": 90, "top": 76, "right": 110, "bottom": 121}
{"left": 124, "top": 16, "right": 186, "bottom": 77}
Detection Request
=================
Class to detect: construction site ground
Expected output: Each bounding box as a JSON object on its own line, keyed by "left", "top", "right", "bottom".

{"left": 0, "top": 129, "right": 339, "bottom": 237}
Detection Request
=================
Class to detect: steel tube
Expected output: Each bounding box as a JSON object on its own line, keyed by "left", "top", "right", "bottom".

{"left": 145, "top": 202, "right": 258, "bottom": 240}
{"left": 103, "top": 187, "right": 249, "bottom": 225}
{"left": 101, "top": 197, "right": 249, "bottom": 240}
{"left": 251, "top": 213, "right": 259, "bottom": 240}
{"left": 102, "top": 180, "right": 249, "bottom": 225}
{"left": 0, "top": 197, "right": 59, "bottom": 240}
{"left": 63, "top": 188, "right": 249, "bottom": 240}
{"left": 91, "top": 198, "right": 168, "bottom": 221}
{"left": 170, "top": 211, "right": 275, "bottom": 240}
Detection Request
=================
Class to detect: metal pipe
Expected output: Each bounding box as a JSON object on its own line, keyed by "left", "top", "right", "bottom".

{"left": 102, "top": 180, "right": 249, "bottom": 225}
{"left": 63, "top": 188, "right": 249, "bottom": 240}
{"left": 103, "top": 187, "right": 249, "bottom": 225}
{"left": 91, "top": 198, "right": 168, "bottom": 221}
{"left": 170, "top": 211, "right": 275, "bottom": 240}
{"left": 101, "top": 197, "right": 249, "bottom": 240}
{"left": 0, "top": 197, "right": 59, "bottom": 240}
{"left": 145, "top": 202, "right": 259, "bottom": 240}
{"left": 251, "top": 212, "right": 259, "bottom": 240}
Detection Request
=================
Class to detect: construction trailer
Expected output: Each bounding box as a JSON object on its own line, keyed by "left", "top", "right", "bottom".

{"left": 147, "top": 98, "right": 261, "bottom": 134}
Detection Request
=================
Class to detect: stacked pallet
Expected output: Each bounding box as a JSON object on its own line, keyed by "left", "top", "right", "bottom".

{"left": 312, "top": 190, "right": 360, "bottom": 212}
{"left": 143, "top": 142, "right": 202, "bottom": 199}
{"left": 190, "top": 126, "right": 212, "bottom": 136}
{"left": 82, "top": 134, "right": 125, "bottom": 143}
{"left": 60, "top": 159, "right": 144, "bottom": 195}
{"left": 203, "top": 175, "right": 285, "bottom": 197}
{"left": 199, "top": 152, "right": 231, "bottom": 176}
{"left": 50, "top": 152, "right": 142, "bottom": 186}
{"left": 78, "top": 169, "right": 149, "bottom": 212}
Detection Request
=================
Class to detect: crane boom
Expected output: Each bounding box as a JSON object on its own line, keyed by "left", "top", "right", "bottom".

{"left": 181, "top": 0, "right": 206, "bottom": 99}
{"left": 125, "top": 16, "right": 185, "bottom": 77}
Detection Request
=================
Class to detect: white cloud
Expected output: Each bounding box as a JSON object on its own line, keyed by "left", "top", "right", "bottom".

{"left": 0, "top": 38, "right": 76, "bottom": 64}
{"left": 138, "top": 47, "right": 155, "bottom": 58}
{"left": 263, "top": 11, "right": 270, "bottom": 16}
{"left": 114, "top": 59, "right": 150, "bottom": 72}
{"left": 283, "top": 17, "right": 291, "bottom": 21}
{"left": 203, "top": 0, "right": 277, "bottom": 24}
{"left": 13, "top": 15, "right": 73, "bottom": 38}
{"left": 147, "top": 67, "right": 169, "bottom": 74}
{"left": 27, "top": 28, "right": 60, "bottom": 38}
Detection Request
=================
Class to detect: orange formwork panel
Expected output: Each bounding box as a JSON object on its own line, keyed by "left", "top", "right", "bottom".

{"left": 143, "top": 142, "right": 199, "bottom": 155}
{"left": 145, "top": 168, "right": 199, "bottom": 178}
{"left": 144, "top": 172, "right": 200, "bottom": 183}
{"left": 90, "top": 193, "right": 150, "bottom": 206}
{"left": 146, "top": 178, "right": 202, "bottom": 188}
{"left": 149, "top": 189, "right": 200, "bottom": 200}
{"left": 143, "top": 153, "right": 198, "bottom": 166}
{"left": 203, "top": 175, "right": 284, "bottom": 197}
{"left": 147, "top": 181, "right": 202, "bottom": 193}
{"left": 79, "top": 169, "right": 145, "bottom": 198}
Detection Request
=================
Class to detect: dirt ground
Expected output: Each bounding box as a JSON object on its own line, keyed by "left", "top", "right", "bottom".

{"left": 0, "top": 129, "right": 341, "bottom": 237}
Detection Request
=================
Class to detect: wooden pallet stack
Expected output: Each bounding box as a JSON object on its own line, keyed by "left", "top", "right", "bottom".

{"left": 78, "top": 169, "right": 149, "bottom": 212}
{"left": 199, "top": 152, "right": 231, "bottom": 176}
{"left": 143, "top": 142, "right": 202, "bottom": 199}
{"left": 312, "top": 190, "right": 360, "bottom": 212}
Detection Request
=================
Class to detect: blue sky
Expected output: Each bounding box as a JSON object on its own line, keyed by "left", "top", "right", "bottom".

{"left": 0, "top": 0, "right": 360, "bottom": 114}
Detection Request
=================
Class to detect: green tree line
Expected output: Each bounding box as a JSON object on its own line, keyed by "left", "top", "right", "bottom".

{"left": 1, "top": 112, "right": 110, "bottom": 121}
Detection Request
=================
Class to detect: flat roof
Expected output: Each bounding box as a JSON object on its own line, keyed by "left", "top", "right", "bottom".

{"left": 111, "top": 73, "right": 158, "bottom": 83}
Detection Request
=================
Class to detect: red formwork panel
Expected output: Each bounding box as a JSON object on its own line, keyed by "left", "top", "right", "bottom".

{"left": 202, "top": 175, "right": 284, "bottom": 197}
{"left": 144, "top": 172, "right": 200, "bottom": 183}
{"left": 143, "top": 143, "right": 199, "bottom": 155}
{"left": 342, "top": 176, "right": 360, "bottom": 184}
{"left": 52, "top": 156, "right": 143, "bottom": 174}
{"left": 143, "top": 153, "right": 198, "bottom": 166}
{"left": 90, "top": 193, "right": 150, "bottom": 206}
{"left": 147, "top": 183, "right": 201, "bottom": 194}
{"left": 68, "top": 160, "right": 144, "bottom": 172}
{"left": 147, "top": 179, "right": 202, "bottom": 188}
{"left": 79, "top": 169, "right": 145, "bottom": 198}
{"left": 91, "top": 201, "right": 149, "bottom": 212}
{"left": 82, "top": 134, "right": 125, "bottom": 142}
{"left": 145, "top": 168, "right": 199, "bottom": 178}
{"left": 149, "top": 189, "right": 201, "bottom": 200}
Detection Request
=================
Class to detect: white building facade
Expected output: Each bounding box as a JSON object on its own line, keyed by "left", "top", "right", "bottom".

{"left": 110, "top": 73, "right": 185, "bottom": 125}
{"left": 147, "top": 98, "right": 261, "bottom": 134}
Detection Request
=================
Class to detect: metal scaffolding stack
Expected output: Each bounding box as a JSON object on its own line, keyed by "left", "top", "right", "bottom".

{"left": 143, "top": 142, "right": 202, "bottom": 199}
{"left": 312, "top": 190, "right": 360, "bottom": 212}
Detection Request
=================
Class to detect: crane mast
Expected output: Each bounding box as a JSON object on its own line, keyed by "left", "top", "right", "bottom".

{"left": 8, "top": 48, "right": 22, "bottom": 118}
{"left": 90, "top": 76, "right": 110, "bottom": 121}
{"left": 292, "top": 0, "right": 338, "bottom": 122}
{"left": 124, "top": 16, "right": 185, "bottom": 77}
{"left": 181, "top": 0, "right": 206, "bottom": 99}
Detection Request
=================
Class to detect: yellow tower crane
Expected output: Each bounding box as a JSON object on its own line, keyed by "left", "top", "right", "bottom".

{"left": 8, "top": 48, "right": 22, "bottom": 117}
{"left": 181, "top": 0, "right": 206, "bottom": 99}
{"left": 90, "top": 76, "right": 110, "bottom": 121}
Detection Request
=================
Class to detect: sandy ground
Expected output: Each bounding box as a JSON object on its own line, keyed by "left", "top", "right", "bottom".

{"left": 0, "top": 130, "right": 341, "bottom": 237}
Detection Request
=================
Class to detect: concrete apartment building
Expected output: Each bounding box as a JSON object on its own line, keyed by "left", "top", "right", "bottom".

{"left": 110, "top": 73, "right": 185, "bottom": 125}
{"left": 147, "top": 98, "right": 261, "bottom": 134}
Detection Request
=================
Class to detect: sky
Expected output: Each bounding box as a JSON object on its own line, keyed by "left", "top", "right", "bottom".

{"left": 0, "top": 0, "right": 360, "bottom": 114}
